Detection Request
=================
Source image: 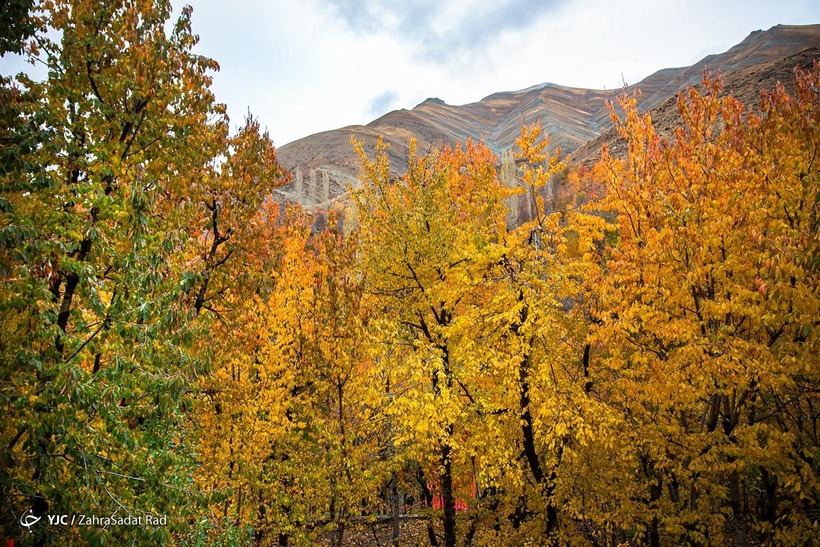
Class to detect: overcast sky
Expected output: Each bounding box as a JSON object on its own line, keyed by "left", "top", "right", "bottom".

{"left": 3, "top": 1, "right": 819, "bottom": 146}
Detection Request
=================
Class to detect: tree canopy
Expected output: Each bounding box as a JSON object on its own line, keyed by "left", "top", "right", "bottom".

{"left": 1, "top": 1, "right": 817, "bottom": 545}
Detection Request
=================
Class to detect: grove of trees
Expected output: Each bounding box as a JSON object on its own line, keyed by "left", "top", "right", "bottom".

{"left": 1, "top": 1, "right": 817, "bottom": 545}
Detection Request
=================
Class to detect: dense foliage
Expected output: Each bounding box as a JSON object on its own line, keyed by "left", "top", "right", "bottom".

{"left": 0, "top": 0, "right": 285, "bottom": 544}
{"left": 1, "top": 1, "right": 817, "bottom": 545}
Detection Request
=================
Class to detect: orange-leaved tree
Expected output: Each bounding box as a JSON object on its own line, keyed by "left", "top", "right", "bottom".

{"left": 500, "top": 124, "right": 616, "bottom": 544}
{"left": 353, "top": 137, "right": 514, "bottom": 547}
{"left": 195, "top": 204, "right": 389, "bottom": 545}
{"left": 587, "top": 68, "right": 819, "bottom": 545}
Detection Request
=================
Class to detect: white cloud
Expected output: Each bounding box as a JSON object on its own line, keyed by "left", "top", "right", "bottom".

{"left": 7, "top": 0, "right": 814, "bottom": 145}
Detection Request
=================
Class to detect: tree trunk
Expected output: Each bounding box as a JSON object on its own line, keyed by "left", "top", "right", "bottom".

{"left": 440, "top": 435, "right": 456, "bottom": 547}
{"left": 391, "top": 472, "right": 401, "bottom": 546}
{"left": 641, "top": 455, "right": 662, "bottom": 547}
{"left": 520, "top": 350, "right": 561, "bottom": 541}
{"left": 759, "top": 467, "right": 777, "bottom": 536}
{"left": 415, "top": 467, "right": 439, "bottom": 547}
{"left": 729, "top": 470, "right": 747, "bottom": 547}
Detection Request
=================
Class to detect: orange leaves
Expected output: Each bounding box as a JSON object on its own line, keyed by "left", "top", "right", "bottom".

{"left": 193, "top": 67, "right": 818, "bottom": 544}
{"left": 585, "top": 66, "right": 820, "bottom": 544}
{"left": 515, "top": 122, "right": 564, "bottom": 184}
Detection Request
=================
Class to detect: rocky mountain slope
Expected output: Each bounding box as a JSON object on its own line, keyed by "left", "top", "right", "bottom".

{"left": 276, "top": 24, "right": 820, "bottom": 206}
{"left": 572, "top": 43, "right": 820, "bottom": 167}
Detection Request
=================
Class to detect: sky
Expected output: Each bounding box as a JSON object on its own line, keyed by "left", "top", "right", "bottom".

{"left": 2, "top": 1, "right": 819, "bottom": 146}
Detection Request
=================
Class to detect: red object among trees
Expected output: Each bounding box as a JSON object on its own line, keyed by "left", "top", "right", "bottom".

{"left": 428, "top": 482, "right": 476, "bottom": 512}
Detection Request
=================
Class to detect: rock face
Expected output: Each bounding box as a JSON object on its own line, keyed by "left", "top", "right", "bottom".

{"left": 572, "top": 44, "right": 820, "bottom": 167}
{"left": 276, "top": 24, "right": 820, "bottom": 206}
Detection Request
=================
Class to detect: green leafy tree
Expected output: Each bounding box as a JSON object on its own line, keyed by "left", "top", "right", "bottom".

{"left": 0, "top": 0, "right": 36, "bottom": 55}
{"left": 0, "top": 0, "right": 271, "bottom": 543}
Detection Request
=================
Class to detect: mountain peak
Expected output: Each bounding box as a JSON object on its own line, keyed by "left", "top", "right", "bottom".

{"left": 277, "top": 24, "right": 820, "bottom": 206}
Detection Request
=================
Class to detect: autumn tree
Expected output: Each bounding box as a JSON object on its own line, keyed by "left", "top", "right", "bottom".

{"left": 192, "top": 203, "right": 302, "bottom": 545}
{"left": 0, "top": 0, "right": 283, "bottom": 543}
{"left": 193, "top": 203, "right": 393, "bottom": 545}
{"left": 352, "top": 137, "right": 522, "bottom": 546}
{"left": 487, "top": 125, "right": 607, "bottom": 544}
{"left": 181, "top": 117, "right": 288, "bottom": 544}
{"left": 585, "top": 68, "right": 819, "bottom": 545}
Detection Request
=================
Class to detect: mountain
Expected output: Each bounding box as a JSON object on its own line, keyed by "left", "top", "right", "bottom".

{"left": 276, "top": 24, "right": 820, "bottom": 207}
{"left": 572, "top": 42, "right": 820, "bottom": 167}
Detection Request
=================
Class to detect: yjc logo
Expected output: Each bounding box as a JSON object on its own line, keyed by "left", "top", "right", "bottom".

{"left": 19, "top": 509, "right": 41, "bottom": 532}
